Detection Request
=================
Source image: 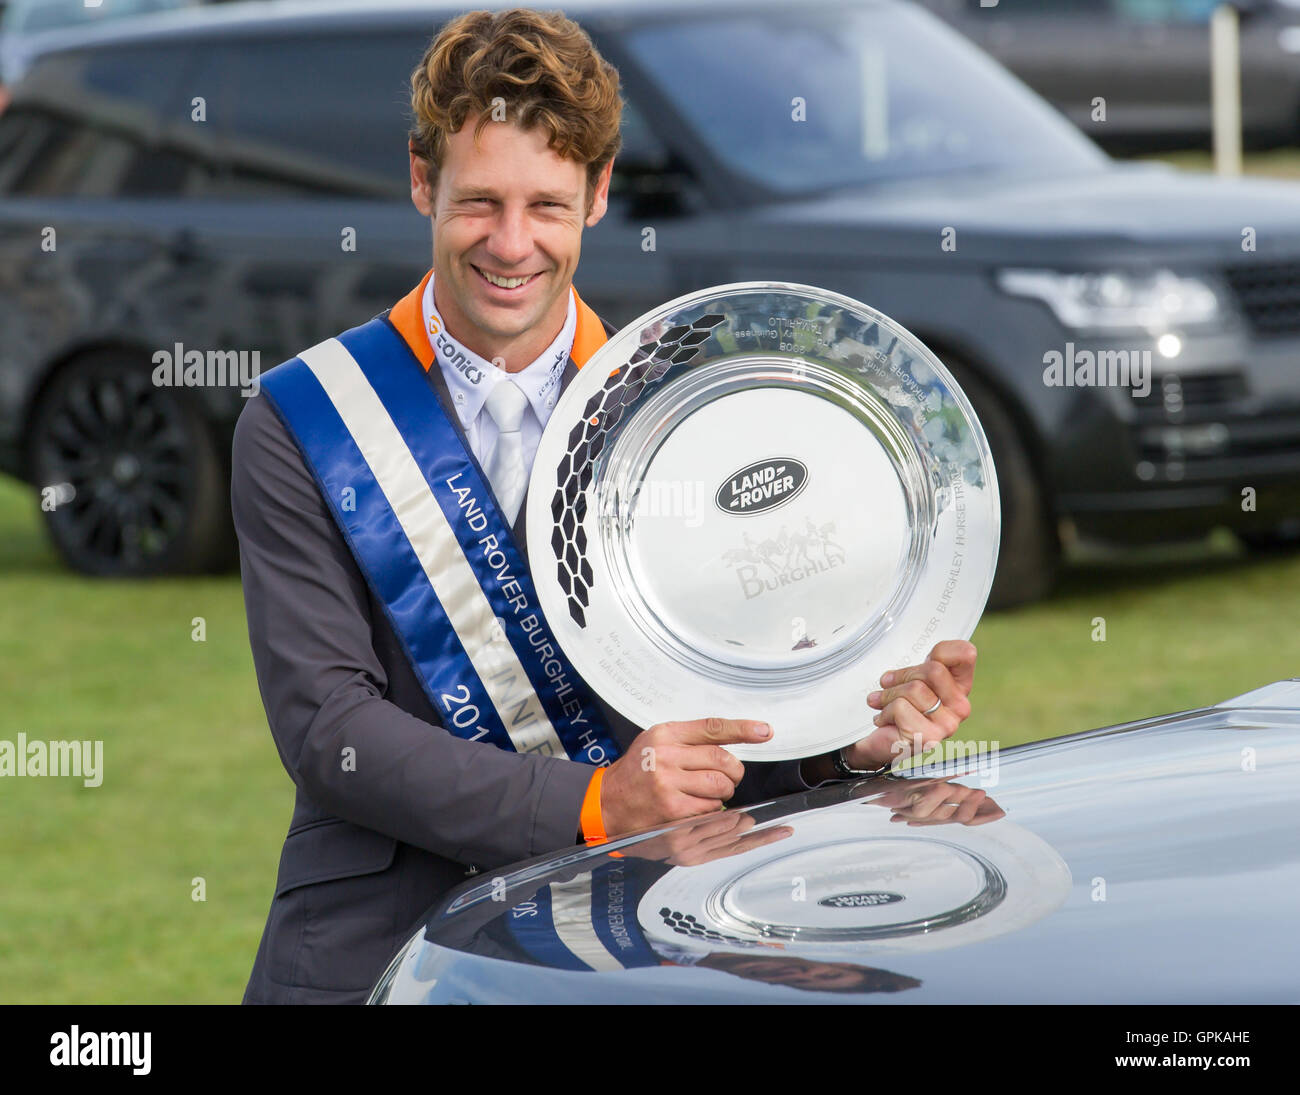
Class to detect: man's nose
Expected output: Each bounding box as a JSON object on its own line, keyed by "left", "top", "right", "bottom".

{"left": 484, "top": 205, "right": 535, "bottom": 267}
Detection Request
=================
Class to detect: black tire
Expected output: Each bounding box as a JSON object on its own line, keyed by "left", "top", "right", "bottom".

{"left": 27, "top": 350, "right": 234, "bottom": 576}
{"left": 943, "top": 360, "right": 1060, "bottom": 610}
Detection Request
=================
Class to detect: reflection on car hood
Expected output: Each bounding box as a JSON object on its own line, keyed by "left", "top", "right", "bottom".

{"left": 372, "top": 680, "right": 1300, "bottom": 1003}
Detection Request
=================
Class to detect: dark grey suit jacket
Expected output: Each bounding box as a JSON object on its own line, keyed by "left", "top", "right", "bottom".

{"left": 232, "top": 305, "right": 815, "bottom": 1004}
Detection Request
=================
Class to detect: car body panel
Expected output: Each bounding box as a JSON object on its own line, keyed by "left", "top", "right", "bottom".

{"left": 371, "top": 679, "right": 1300, "bottom": 1003}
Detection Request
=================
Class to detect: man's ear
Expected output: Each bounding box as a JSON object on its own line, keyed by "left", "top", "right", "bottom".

{"left": 410, "top": 140, "right": 434, "bottom": 216}
{"left": 584, "top": 159, "right": 614, "bottom": 228}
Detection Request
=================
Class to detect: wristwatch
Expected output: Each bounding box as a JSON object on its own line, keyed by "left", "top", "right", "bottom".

{"left": 831, "top": 747, "right": 884, "bottom": 779}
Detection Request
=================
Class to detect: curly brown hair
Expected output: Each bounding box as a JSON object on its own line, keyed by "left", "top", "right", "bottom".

{"left": 408, "top": 7, "right": 623, "bottom": 213}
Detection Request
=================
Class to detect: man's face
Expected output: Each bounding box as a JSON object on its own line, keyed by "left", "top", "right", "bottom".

{"left": 710, "top": 953, "right": 922, "bottom": 994}
{"left": 410, "top": 113, "right": 612, "bottom": 349}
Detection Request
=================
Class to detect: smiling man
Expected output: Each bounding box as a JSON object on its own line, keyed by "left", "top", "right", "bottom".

{"left": 231, "top": 7, "right": 978, "bottom": 1004}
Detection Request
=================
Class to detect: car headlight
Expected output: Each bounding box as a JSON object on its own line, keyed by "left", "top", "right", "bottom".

{"left": 995, "top": 268, "right": 1222, "bottom": 333}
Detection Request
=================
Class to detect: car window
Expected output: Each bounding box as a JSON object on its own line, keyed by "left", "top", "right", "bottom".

{"left": 0, "top": 44, "right": 214, "bottom": 196}
{"left": 0, "top": 107, "right": 70, "bottom": 192}
{"left": 622, "top": 2, "right": 1106, "bottom": 196}
{"left": 608, "top": 94, "right": 673, "bottom": 190}
{"left": 197, "top": 31, "right": 424, "bottom": 200}
{"left": 615, "top": 95, "right": 670, "bottom": 173}
{"left": 600, "top": 91, "right": 696, "bottom": 216}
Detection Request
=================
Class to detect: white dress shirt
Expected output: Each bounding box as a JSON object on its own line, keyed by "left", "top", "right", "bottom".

{"left": 422, "top": 271, "right": 576, "bottom": 479}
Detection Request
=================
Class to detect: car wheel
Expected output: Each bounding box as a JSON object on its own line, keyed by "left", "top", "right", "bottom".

{"left": 27, "top": 350, "right": 233, "bottom": 576}
{"left": 943, "top": 360, "right": 1059, "bottom": 610}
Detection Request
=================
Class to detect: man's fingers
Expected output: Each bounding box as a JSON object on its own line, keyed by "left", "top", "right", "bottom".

{"left": 654, "top": 811, "right": 749, "bottom": 859}
{"left": 672, "top": 743, "right": 746, "bottom": 786}
{"left": 900, "top": 782, "right": 959, "bottom": 819}
{"left": 876, "top": 694, "right": 960, "bottom": 743}
{"left": 910, "top": 785, "right": 983, "bottom": 824}
{"left": 666, "top": 823, "right": 794, "bottom": 867}
{"left": 709, "top": 824, "right": 793, "bottom": 861}
{"left": 871, "top": 640, "right": 976, "bottom": 710}
{"left": 632, "top": 810, "right": 744, "bottom": 862}
{"left": 887, "top": 784, "right": 1003, "bottom": 827}
{"left": 873, "top": 661, "right": 970, "bottom": 720}
{"left": 967, "top": 799, "right": 1006, "bottom": 826}
{"left": 670, "top": 716, "right": 773, "bottom": 748}
{"left": 897, "top": 796, "right": 1002, "bottom": 827}
{"left": 669, "top": 793, "right": 727, "bottom": 818}
{"left": 675, "top": 768, "right": 739, "bottom": 802}
{"left": 686, "top": 820, "right": 791, "bottom": 861}
{"left": 872, "top": 699, "right": 953, "bottom": 764}
{"left": 870, "top": 678, "right": 939, "bottom": 718}
{"left": 667, "top": 809, "right": 748, "bottom": 840}
{"left": 949, "top": 789, "right": 986, "bottom": 825}
{"left": 685, "top": 809, "right": 752, "bottom": 843}
{"left": 928, "top": 639, "right": 977, "bottom": 690}
{"left": 668, "top": 813, "right": 757, "bottom": 857}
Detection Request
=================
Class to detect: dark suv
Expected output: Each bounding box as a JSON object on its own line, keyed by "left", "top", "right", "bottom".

{"left": 2, "top": 0, "right": 1300, "bottom": 606}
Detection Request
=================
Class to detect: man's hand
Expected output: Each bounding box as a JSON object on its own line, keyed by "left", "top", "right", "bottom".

{"left": 628, "top": 810, "right": 793, "bottom": 866}
{"left": 600, "top": 717, "right": 772, "bottom": 837}
{"left": 844, "top": 639, "right": 978, "bottom": 771}
{"left": 875, "top": 779, "right": 1005, "bottom": 827}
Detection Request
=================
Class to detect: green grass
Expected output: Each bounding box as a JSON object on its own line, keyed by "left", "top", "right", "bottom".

{"left": 966, "top": 533, "right": 1299, "bottom": 747}
{"left": 1144, "top": 147, "right": 1300, "bottom": 179}
{"left": 0, "top": 478, "right": 286, "bottom": 1004}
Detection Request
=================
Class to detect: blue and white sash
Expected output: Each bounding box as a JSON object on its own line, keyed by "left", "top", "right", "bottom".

{"left": 259, "top": 315, "right": 620, "bottom": 767}
{"left": 492, "top": 859, "right": 663, "bottom": 971}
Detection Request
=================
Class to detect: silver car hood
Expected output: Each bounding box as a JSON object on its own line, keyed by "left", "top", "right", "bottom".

{"left": 372, "top": 680, "right": 1300, "bottom": 1004}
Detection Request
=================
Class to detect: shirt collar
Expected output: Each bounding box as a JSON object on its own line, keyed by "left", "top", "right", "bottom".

{"left": 421, "top": 271, "right": 576, "bottom": 430}
{"left": 386, "top": 267, "right": 611, "bottom": 374}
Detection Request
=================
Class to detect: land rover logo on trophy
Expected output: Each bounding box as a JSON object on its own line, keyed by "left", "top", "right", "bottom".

{"left": 819, "top": 892, "right": 905, "bottom": 909}
{"left": 715, "top": 457, "right": 808, "bottom": 516}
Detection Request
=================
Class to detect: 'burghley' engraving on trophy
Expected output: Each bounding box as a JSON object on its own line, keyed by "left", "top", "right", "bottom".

{"left": 715, "top": 457, "right": 809, "bottom": 516}
{"left": 721, "top": 521, "right": 847, "bottom": 604}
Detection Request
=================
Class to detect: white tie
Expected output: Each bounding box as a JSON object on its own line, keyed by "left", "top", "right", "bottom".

{"left": 483, "top": 379, "right": 530, "bottom": 526}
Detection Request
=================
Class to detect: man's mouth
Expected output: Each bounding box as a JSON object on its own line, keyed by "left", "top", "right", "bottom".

{"left": 472, "top": 265, "right": 544, "bottom": 292}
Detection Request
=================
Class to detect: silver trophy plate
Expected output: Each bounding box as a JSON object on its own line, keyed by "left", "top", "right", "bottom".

{"left": 526, "top": 282, "right": 999, "bottom": 761}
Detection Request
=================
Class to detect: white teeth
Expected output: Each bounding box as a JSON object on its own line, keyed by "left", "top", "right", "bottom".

{"left": 479, "top": 268, "right": 534, "bottom": 289}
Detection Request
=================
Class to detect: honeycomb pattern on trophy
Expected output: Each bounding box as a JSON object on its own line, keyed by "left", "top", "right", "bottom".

{"left": 551, "top": 313, "right": 726, "bottom": 627}
{"left": 658, "top": 907, "right": 762, "bottom": 948}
